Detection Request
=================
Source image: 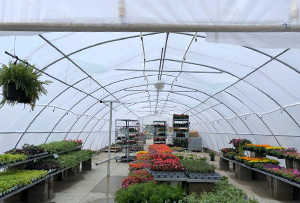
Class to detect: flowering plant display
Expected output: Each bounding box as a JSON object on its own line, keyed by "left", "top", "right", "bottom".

{"left": 128, "top": 161, "right": 150, "bottom": 171}
{"left": 235, "top": 156, "right": 279, "bottom": 166}
{"left": 253, "top": 163, "right": 283, "bottom": 172}
{"left": 148, "top": 144, "right": 172, "bottom": 154}
{"left": 243, "top": 144, "right": 271, "bottom": 153}
{"left": 225, "top": 152, "right": 238, "bottom": 159}
{"left": 136, "top": 151, "right": 149, "bottom": 161}
{"left": 174, "top": 151, "right": 207, "bottom": 161}
{"left": 220, "top": 148, "right": 238, "bottom": 157}
{"left": 229, "top": 139, "right": 252, "bottom": 148}
{"left": 295, "top": 176, "right": 300, "bottom": 184}
{"left": 276, "top": 168, "right": 300, "bottom": 180}
{"left": 121, "top": 170, "right": 154, "bottom": 189}
{"left": 150, "top": 153, "right": 179, "bottom": 161}
{"left": 128, "top": 169, "right": 153, "bottom": 179}
{"left": 150, "top": 158, "right": 185, "bottom": 172}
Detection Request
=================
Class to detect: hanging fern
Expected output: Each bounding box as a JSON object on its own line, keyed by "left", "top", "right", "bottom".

{"left": 0, "top": 60, "right": 52, "bottom": 110}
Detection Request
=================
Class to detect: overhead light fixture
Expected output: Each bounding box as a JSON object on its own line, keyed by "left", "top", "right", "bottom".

{"left": 154, "top": 80, "right": 165, "bottom": 91}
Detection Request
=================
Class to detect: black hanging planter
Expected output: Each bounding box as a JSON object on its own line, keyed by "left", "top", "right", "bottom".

{"left": 2, "top": 83, "right": 24, "bottom": 102}
{"left": 18, "top": 94, "right": 30, "bottom": 104}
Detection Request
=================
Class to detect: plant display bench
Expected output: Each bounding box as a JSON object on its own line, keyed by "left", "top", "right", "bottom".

{"left": 220, "top": 156, "right": 300, "bottom": 201}
{"left": 250, "top": 151, "right": 266, "bottom": 158}
{"left": 293, "top": 159, "right": 300, "bottom": 170}
{"left": 186, "top": 173, "right": 222, "bottom": 194}
{"left": 1, "top": 157, "right": 92, "bottom": 203}
{"left": 148, "top": 169, "right": 222, "bottom": 195}
{"left": 219, "top": 157, "right": 230, "bottom": 170}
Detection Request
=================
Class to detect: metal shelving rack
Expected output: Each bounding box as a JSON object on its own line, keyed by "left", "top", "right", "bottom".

{"left": 153, "top": 121, "right": 168, "bottom": 144}
{"left": 114, "top": 119, "right": 139, "bottom": 162}
{"left": 172, "top": 115, "right": 189, "bottom": 148}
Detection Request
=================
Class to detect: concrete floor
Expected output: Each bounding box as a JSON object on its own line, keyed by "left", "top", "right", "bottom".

{"left": 2, "top": 140, "right": 298, "bottom": 203}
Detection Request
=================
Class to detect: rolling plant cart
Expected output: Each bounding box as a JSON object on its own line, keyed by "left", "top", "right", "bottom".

{"left": 153, "top": 121, "right": 168, "bottom": 144}
{"left": 172, "top": 114, "right": 189, "bottom": 148}
{"left": 115, "top": 119, "right": 140, "bottom": 162}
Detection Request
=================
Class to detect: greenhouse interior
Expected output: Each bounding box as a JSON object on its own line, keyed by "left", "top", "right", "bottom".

{"left": 2, "top": 1, "right": 300, "bottom": 203}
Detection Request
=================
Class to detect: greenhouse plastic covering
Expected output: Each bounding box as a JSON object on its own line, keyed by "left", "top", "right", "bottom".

{"left": 1, "top": 0, "right": 300, "bottom": 153}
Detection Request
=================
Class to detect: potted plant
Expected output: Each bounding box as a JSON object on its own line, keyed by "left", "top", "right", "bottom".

{"left": 0, "top": 60, "right": 51, "bottom": 110}
{"left": 209, "top": 152, "right": 215, "bottom": 161}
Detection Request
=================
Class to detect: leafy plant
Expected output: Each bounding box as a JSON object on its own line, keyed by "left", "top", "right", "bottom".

{"left": 184, "top": 176, "right": 258, "bottom": 203}
{"left": 175, "top": 151, "right": 207, "bottom": 161}
{"left": 209, "top": 152, "right": 215, "bottom": 158}
{"left": 0, "top": 60, "right": 52, "bottom": 110}
{"left": 39, "top": 140, "right": 82, "bottom": 154}
{"left": 0, "top": 154, "right": 26, "bottom": 166}
{"left": 42, "top": 150, "right": 92, "bottom": 170}
{"left": 0, "top": 169, "right": 47, "bottom": 195}
{"left": 180, "top": 159, "right": 215, "bottom": 173}
{"left": 114, "top": 181, "right": 184, "bottom": 203}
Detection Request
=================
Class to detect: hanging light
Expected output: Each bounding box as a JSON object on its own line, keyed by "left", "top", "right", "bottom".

{"left": 154, "top": 80, "right": 165, "bottom": 91}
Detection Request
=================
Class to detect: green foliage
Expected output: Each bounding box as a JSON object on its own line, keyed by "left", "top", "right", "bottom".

{"left": 238, "top": 145, "right": 245, "bottom": 156}
{"left": 209, "top": 152, "right": 215, "bottom": 158}
{"left": 180, "top": 159, "right": 215, "bottom": 173}
{"left": 0, "top": 60, "right": 51, "bottom": 110}
{"left": 39, "top": 140, "right": 82, "bottom": 154}
{"left": 0, "top": 154, "right": 26, "bottom": 165}
{"left": 175, "top": 151, "right": 207, "bottom": 162}
{"left": 114, "top": 181, "right": 184, "bottom": 203}
{"left": 184, "top": 176, "right": 259, "bottom": 203}
{"left": 43, "top": 150, "right": 92, "bottom": 169}
{"left": 170, "top": 147, "right": 184, "bottom": 152}
{"left": 0, "top": 169, "right": 47, "bottom": 193}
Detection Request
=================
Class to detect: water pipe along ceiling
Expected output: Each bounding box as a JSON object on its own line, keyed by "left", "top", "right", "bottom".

{"left": 1, "top": 0, "right": 300, "bottom": 153}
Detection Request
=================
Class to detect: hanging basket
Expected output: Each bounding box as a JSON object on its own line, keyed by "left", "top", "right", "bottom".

{"left": 2, "top": 83, "right": 24, "bottom": 102}
{"left": 18, "top": 93, "right": 30, "bottom": 104}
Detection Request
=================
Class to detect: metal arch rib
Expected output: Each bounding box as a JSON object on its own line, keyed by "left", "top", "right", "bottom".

{"left": 41, "top": 32, "right": 161, "bottom": 71}
{"left": 44, "top": 85, "right": 110, "bottom": 143}
{"left": 183, "top": 49, "right": 300, "bottom": 130}
{"left": 147, "top": 55, "right": 300, "bottom": 131}
{"left": 14, "top": 76, "right": 89, "bottom": 148}
{"left": 121, "top": 88, "right": 254, "bottom": 143}
{"left": 81, "top": 112, "right": 110, "bottom": 147}
{"left": 112, "top": 83, "right": 253, "bottom": 134}
{"left": 77, "top": 106, "right": 109, "bottom": 139}
{"left": 38, "top": 34, "right": 139, "bottom": 118}
{"left": 63, "top": 93, "right": 115, "bottom": 140}
{"left": 117, "top": 91, "right": 242, "bottom": 144}
{"left": 97, "top": 69, "right": 270, "bottom": 136}
{"left": 223, "top": 90, "right": 281, "bottom": 146}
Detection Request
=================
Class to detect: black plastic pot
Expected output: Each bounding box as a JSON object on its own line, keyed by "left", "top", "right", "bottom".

{"left": 210, "top": 157, "right": 215, "bottom": 161}
{"left": 2, "top": 83, "right": 23, "bottom": 101}
{"left": 18, "top": 93, "right": 30, "bottom": 103}
{"left": 2, "top": 83, "right": 30, "bottom": 104}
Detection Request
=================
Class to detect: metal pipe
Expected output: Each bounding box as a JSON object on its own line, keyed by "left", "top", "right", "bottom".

{"left": 106, "top": 101, "right": 113, "bottom": 203}
{"left": 95, "top": 156, "right": 117, "bottom": 166}
{"left": 0, "top": 23, "right": 299, "bottom": 32}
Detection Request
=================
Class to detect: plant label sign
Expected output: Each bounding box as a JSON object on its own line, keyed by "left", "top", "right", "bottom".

{"left": 53, "top": 154, "right": 59, "bottom": 159}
